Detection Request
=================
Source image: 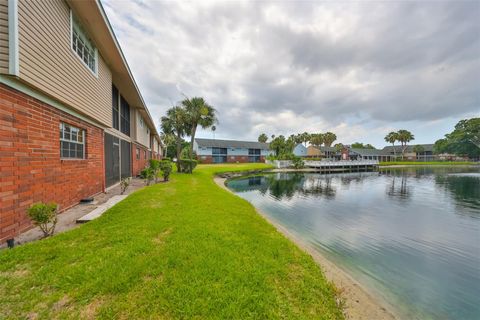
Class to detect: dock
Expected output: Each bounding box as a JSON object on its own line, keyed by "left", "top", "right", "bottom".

{"left": 304, "top": 160, "right": 379, "bottom": 172}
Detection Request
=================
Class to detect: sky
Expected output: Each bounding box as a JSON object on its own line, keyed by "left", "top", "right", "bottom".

{"left": 103, "top": 0, "right": 480, "bottom": 148}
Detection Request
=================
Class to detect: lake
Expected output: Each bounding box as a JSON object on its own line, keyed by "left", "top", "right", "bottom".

{"left": 227, "top": 167, "right": 480, "bottom": 320}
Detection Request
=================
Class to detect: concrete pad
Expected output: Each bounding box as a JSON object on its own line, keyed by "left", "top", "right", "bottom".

{"left": 76, "top": 195, "right": 128, "bottom": 223}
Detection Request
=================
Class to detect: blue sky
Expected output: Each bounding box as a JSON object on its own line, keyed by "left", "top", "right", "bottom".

{"left": 103, "top": 0, "right": 479, "bottom": 148}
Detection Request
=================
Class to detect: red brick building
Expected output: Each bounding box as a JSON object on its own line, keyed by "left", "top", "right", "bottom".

{"left": 0, "top": 0, "right": 161, "bottom": 243}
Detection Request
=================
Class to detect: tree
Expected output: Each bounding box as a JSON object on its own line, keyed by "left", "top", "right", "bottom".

{"left": 351, "top": 142, "right": 376, "bottom": 149}
{"left": 323, "top": 132, "right": 337, "bottom": 147}
{"left": 269, "top": 135, "right": 296, "bottom": 158}
{"left": 269, "top": 135, "right": 285, "bottom": 157}
{"left": 310, "top": 133, "right": 324, "bottom": 148}
{"left": 334, "top": 143, "right": 344, "bottom": 152}
{"left": 160, "top": 132, "right": 176, "bottom": 158}
{"left": 434, "top": 118, "right": 480, "bottom": 158}
{"left": 397, "top": 129, "right": 415, "bottom": 159}
{"left": 384, "top": 131, "right": 399, "bottom": 158}
{"left": 161, "top": 106, "right": 189, "bottom": 172}
{"left": 182, "top": 97, "right": 217, "bottom": 159}
{"left": 299, "top": 132, "right": 311, "bottom": 147}
{"left": 258, "top": 133, "right": 268, "bottom": 143}
{"left": 413, "top": 145, "right": 425, "bottom": 161}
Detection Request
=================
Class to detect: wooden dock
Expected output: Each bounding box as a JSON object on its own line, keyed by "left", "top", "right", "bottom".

{"left": 304, "top": 160, "right": 379, "bottom": 172}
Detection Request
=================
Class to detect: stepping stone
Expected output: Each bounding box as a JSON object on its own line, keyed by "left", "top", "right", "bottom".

{"left": 76, "top": 195, "right": 128, "bottom": 223}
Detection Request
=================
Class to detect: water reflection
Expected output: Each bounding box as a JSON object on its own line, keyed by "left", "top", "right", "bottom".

{"left": 227, "top": 167, "right": 480, "bottom": 320}
{"left": 235, "top": 173, "right": 338, "bottom": 200}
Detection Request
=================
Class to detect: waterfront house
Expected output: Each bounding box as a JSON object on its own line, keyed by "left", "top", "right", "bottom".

{"left": 194, "top": 138, "right": 271, "bottom": 163}
{"left": 0, "top": 0, "right": 160, "bottom": 243}
{"left": 293, "top": 143, "right": 307, "bottom": 157}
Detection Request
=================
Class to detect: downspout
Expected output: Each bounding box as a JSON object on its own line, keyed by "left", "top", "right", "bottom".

{"left": 8, "top": 0, "right": 19, "bottom": 76}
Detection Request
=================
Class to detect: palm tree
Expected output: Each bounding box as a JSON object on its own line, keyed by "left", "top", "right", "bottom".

{"left": 323, "top": 132, "right": 337, "bottom": 147}
{"left": 384, "top": 131, "right": 399, "bottom": 158}
{"left": 310, "top": 133, "right": 324, "bottom": 148}
{"left": 161, "top": 106, "right": 189, "bottom": 171}
{"left": 258, "top": 133, "right": 268, "bottom": 143}
{"left": 397, "top": 129, "right": 415, "bottom": 159}
{"left": 181, "top": 97, "right": 218, "bottom": 159}
{"left": 300, "top": 132, "right": 311, "bottom": 147}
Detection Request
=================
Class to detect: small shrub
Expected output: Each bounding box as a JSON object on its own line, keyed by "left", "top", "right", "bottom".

{"left": 149, "top": 159, "right": 161, "bottom": 183}
{"left": 27, "top": 202, "right": 58, "bottom": 238}
{"left": 140, "top": 167, "right": 154, "bottom": 185}
{"left": 159, "top": 160, "right": 173, "bottom": 181}
{"left": 120, "top": 177, "right": 131, "bottom": 194}
{"left": 292, "top": 156, "right": 305, "bottom": 169}
{"left": 178, "top": 159, "right": 198, "bottom": 173}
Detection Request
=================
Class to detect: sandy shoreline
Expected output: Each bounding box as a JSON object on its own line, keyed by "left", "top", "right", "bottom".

{"left": 215, "top": 176, "right": 399, "bottom": 320}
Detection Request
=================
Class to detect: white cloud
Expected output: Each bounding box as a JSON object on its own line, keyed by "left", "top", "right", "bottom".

{"left": 103, "top": 0, "right": 480, "bottom": 146}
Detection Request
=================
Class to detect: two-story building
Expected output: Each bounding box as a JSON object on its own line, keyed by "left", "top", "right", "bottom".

{"left": 194, "top": 138, "right": 271, "bottom": 163}
{"left": 0, "top": 0, "right": 161, "bottom": 243}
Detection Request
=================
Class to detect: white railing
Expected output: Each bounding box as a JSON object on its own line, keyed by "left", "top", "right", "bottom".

{"left": 305, "top": 160, "right": 379, "bottom": 167}
{"left": 265, "top": 160, "right": 293, "bottom": 168}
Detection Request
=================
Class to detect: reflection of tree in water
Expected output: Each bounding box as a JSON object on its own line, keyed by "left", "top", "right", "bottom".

{"left": 435, "top": 174, "right": 480, "bottom": 216}
{"left": 382, "top": 170, "right": 411, "bottom": 201}
{"left": 302, "top": 176, "right": 336, "bottom": 199}
{"left": 264, "top": 173, "right": 304, "bottom": 200}
{"left": 260, "top": 173, "right": 337, "bottom": 200}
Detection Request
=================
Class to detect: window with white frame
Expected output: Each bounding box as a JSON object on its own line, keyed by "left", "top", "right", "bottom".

{"left": 60, "top": 122, "right": 85, "bottom": 159}
{"left": 71, "top": 12, "right": 97, "bottom": 74}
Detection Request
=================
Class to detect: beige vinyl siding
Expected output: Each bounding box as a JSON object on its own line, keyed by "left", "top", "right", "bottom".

{"left": 17, "top": 0, "right": 112, "bottom": 126}
{"left": 135, "top": 109, "right": 150, "bottom": 148}
{"left": 0, "top": 0, "right": 8, "bottom": 74}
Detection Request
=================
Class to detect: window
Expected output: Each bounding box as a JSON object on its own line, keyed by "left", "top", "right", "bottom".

{"left": 136, "top": 148, "right": 140, "bottom": 160}
{"left": 59, "top": 122, "right": 85, "bottom": 159}
{"left": 71, "top": 12, "right": 97, "bottom": 74}
{"left": 144, "top": 150, "right": 147, "bottom": 159}
{"left": 112, "top": 85, "right": 119, "bottom": 130}
{"left": 248, "top": 148, "right": 261, "bottom": 163}
{"left": 120, "top": 96, "right": 130, "bottom": 136}
{"left": 212, "top": 147, "right": 227, "bottom": 163}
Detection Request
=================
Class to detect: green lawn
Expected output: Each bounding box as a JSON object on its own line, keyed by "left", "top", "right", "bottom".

{"left": 380, "top": 161, "right": 476, "bottom": 166}
{"left": 0, "top": 164, "right": 343, "bottom": 319}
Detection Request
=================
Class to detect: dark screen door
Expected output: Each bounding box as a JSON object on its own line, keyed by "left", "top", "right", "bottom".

{"left": 105, "top": 133, "right": 120, "bottom": 187}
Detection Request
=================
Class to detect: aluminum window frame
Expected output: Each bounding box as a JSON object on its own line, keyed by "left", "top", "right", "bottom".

{"left": 70, "top": 10, "right": 98, "bottom": 77}
{"left": 59, "top": 122, "right": 86, "bottom": 160}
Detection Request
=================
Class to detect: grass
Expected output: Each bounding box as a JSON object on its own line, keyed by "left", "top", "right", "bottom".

{"left": 380, "top": 161, "right": 476, "bottom": 166}
{"left": 0, "top": 163, "right": 343, "bottom": 319}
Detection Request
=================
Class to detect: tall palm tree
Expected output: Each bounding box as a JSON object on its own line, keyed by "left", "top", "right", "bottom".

{"left": 397, "top": 129, "right": 414, "bottom": 159}
{"left": 323, "top": 132, "right": 337, "bottom": 147}
{"left": 181, "top": 97, "right": 218, "bottom": 159}
{"left": 301, "top": 132, "right": 311, "bottom": 147}
{"left": 161, "top": 106, "right": 189, "bottom": 171}
{"left": 310, "top": 133, "right": 324, "bottom": 148}
{"left": 384, "top": 131, "right": 399, "bottom": 158}
{"left": 258, "top": 133, "right": 268, "bottom": 143}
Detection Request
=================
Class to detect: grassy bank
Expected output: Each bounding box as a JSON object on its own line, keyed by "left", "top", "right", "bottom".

{"left": 0, "top": 164, "right": 343, "bottom": 319}
{"left": 380, "top": 161, "right": 476, "bottom": 166}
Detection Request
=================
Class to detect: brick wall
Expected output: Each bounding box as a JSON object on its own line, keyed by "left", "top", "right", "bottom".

{"left": 0, "top": 84, "right": 104, "bottom": 243}
{"left": 132, "top": 143, "right": 149, "bottom": 176}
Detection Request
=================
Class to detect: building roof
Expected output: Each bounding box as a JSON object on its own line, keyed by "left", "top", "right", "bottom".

{"left": 350, "top": 148, "right": 390, "bottom": 156}
{"left": 382, "top": 144, "right": 434, "bottom": 153}
{"left": 195, "top": 138, "right": 270, "bottom": 150}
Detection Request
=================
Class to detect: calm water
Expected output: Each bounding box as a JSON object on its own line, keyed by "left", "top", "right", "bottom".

{"left": 227, "top": 167, "right": 480, "bottom": 320}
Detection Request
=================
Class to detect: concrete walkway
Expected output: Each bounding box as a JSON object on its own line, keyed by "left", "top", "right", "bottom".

{"left": 1, "top": 178, "right": 145, "bottom": 249}
{"left": 76, "top": 195, "right": 128, "bottom": 223}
